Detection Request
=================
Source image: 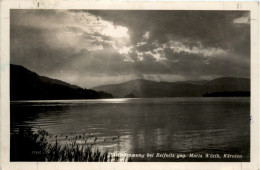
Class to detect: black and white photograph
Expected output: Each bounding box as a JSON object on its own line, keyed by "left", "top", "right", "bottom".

{"left": 0, "top": 2, "right": 258, "bottom": 169}
{"left": 9, "top": 9, "right": 252, "bottom": 162}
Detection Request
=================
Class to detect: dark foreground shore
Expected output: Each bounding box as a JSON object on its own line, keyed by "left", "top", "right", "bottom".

{"left": 10, "top": 126, "right": 132, "bottom": 162}
{"left": 11, "top": 126, "right": 249, "bottom": 162}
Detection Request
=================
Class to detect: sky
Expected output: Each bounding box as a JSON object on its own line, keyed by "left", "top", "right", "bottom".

{"left": 11, "top": 10, "right": 250, "bottom": 88}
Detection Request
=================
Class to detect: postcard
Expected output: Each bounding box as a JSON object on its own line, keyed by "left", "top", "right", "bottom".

{"left": 1, "top": 1, "right": 259, "bottom": 169}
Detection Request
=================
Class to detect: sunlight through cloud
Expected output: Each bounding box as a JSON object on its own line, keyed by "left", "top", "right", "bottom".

{"left": 101, "top": 24, "right": 129, "bottom": 38}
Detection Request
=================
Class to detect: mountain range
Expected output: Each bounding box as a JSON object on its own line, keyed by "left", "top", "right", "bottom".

{"left": 10, "top": 64, "right": 113, "bottom": 100}
{"left": 10, "top": 64, "right": 250, "bottom": 100}
{"left": 92, "top": 77, "right": 250, "bottom": 98}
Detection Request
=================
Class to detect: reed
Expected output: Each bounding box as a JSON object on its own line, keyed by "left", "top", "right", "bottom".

{"left": 11, "top": 126, "right": 132, "bottom": 162}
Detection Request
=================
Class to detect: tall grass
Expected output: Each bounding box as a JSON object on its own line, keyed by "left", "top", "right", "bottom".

{"left": 11, "top": 126, "right": 132, "bottom": 162}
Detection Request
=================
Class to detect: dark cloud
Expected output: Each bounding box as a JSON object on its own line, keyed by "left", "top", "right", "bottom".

{"left": 88, "top": 10, "right": 249, "bottom": 48}
{"left": 11, "top": 10, "right": 250, "bottom": 88}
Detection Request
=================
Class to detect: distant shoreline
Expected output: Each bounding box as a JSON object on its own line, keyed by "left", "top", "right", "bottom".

{"left": 10, "top": 95, "right": 250, "bottom": 102}
{"left": 203, "top": 91, "right": 250, "bottom": 97}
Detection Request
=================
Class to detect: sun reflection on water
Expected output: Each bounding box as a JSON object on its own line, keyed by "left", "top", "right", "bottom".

{"left": 98, "top": 98, "right": 131, "bottom": 103}
{"left": 12, "top": 98, "right": 137, "bottom": 104}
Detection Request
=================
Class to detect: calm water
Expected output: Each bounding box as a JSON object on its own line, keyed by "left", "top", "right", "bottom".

{"left": 11, "top": 97, "right": 250, "bottom": 161}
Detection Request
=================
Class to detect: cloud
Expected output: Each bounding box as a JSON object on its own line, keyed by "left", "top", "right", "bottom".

{"left": 89, "top": 10, "right": 250, "bottom": 50}
{"left": 11, "top": 10, "right": 131, "bottom": 53}
{"left": 11, "top": 10, "right": 250, "bottom": 88}
{"left": 143, "top": 31, "right": 150, "bottom": 39}
{"left": 233, "top": 14, "right": 250, "bottom": 24}
{"left": 167, "top": 40, "right": 226, "bottom": 57}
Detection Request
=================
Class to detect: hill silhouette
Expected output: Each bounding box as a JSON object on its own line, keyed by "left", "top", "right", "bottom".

{"left": 92, "top": 77, "right": 250, "bottom": 98}
{"left": 10, "top": 64, "right": 113, "bottom": 100}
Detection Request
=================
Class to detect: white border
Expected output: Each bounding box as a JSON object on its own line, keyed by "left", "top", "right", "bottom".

{"left": 1, "top": 1, "right": 259, "bottom": 170}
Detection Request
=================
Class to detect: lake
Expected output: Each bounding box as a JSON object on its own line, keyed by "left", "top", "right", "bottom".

{"left": 11, "top": 97, "right": 250, "bottom": 161}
